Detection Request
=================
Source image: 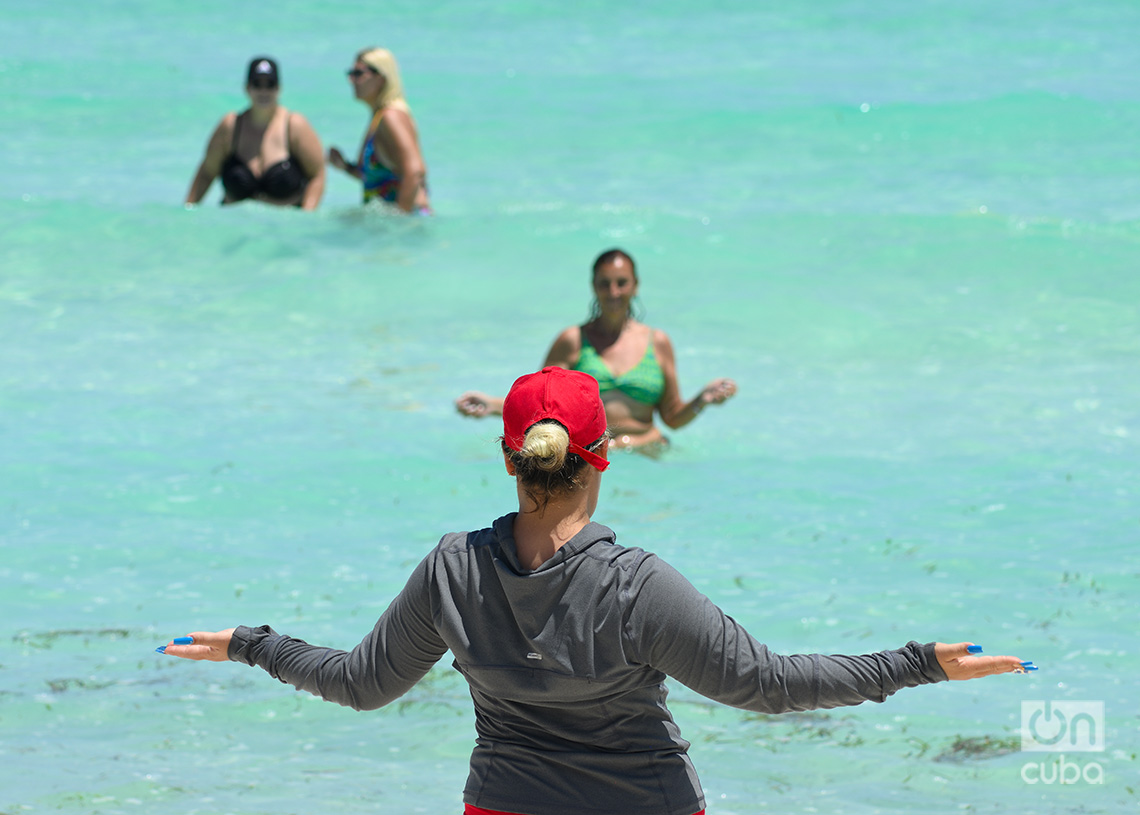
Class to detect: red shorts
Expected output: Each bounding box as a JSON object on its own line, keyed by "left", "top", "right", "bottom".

{"left": 464, "top": 807, "right": 704, "bottom": 815}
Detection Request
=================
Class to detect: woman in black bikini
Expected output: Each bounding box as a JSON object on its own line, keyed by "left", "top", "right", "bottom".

{"left": 185, "top": 57, "right": 326, "bottom": 210}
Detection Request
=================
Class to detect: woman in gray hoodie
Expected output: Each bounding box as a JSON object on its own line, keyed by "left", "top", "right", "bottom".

{"left": 159, "top": 366, "right": 1033, "bottom": 815}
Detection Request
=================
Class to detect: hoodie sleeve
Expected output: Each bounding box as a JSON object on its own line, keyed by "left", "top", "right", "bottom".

{"left": 624, "top": 554, "right": 947, "bottom": 713}
{"left": 227, "top": 554, "right": 448, "bottom": 711}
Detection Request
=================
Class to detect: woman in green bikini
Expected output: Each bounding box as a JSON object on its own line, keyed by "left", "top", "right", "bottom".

{"left": 456, "top": 249, "right": 736, "bottom": 450}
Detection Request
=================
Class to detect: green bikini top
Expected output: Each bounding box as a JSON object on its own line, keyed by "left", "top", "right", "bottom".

{"left": 573, "top": 327, "right": 666, "bottom": 406}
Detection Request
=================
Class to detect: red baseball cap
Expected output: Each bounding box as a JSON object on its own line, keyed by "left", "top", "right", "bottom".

{"left": 503, "top": 367, "right": 610, "bottom": 472}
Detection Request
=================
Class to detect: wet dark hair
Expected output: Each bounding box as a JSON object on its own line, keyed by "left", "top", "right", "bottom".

{"left": 501, "top": 420, "right": 609, "bottom": 511}
{"left": 592, "top": 248, "right": 636, "bottom": 278}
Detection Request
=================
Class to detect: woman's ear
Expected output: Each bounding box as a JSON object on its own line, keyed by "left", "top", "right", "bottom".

{"left": 504, "top": 454, "right": 516, "bottom": 476}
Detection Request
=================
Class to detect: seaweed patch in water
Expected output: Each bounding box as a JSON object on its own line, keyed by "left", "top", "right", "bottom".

{"left": 45, "top": 677, "right": 117, "bottom": 693}
{"left": 13, "top": 628, "right": 133, "bottom": 649}
{"left": 700, "top": 710, "right": 865, "bottom": 748}
{"left": 934, "top": 734, "right": 1020, "bottom": 762}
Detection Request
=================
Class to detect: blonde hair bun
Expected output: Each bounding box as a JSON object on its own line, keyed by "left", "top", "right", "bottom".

{"left": 520, "top": 422, "right": 570, "bottom": 472}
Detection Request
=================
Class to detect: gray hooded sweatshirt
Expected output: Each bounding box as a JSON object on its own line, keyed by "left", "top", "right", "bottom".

{"left": 229, "top": 513, "right": 947, "bottom": 815}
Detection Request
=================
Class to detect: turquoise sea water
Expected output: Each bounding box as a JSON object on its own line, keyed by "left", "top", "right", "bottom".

{"left": 3, "top": 1, "right": 1138, "bottom": 813}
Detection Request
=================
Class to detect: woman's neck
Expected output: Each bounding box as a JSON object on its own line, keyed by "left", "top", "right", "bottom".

{"left": 247, "top": 104, "right": 277, "bottom": 126}
{"left": 589, "top": 313, "right": 632, "bottom": 341}
{"left": 512, "top": 491, "right": 592, "bottom": 571}
{"left": 586, "top": 314, "right": 638, "bottom": 355}
{"left": 365, "top": 91, "right": 386, "bottom": 112}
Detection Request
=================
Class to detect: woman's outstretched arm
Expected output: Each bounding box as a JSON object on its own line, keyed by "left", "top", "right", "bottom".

{"left": 651, "top": 330, "right": 737, "bottom": 430}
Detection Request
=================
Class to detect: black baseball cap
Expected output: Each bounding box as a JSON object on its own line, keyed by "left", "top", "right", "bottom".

{"left": 247, "top": 57, "right": 279, "bottom": 86}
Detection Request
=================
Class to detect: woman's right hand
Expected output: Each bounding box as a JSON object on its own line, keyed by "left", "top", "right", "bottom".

{"left": 934, "top": 642, "right": 1034, "bottom": 680}
{"left": 328, "top": 146, "right": 348, "bottom": 171}
{"left": 455, "top": 391, "right": 497, "bottom": 417}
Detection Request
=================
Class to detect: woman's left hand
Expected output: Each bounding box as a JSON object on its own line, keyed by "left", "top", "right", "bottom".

{"left": 157, "top": 629, "right": 235, "bottom": 662}
{"left": 935, "top": 642, "right": 1034, "bottom": 680}
{"left": 700, "top": 378, "right": 737, "bottom": 406}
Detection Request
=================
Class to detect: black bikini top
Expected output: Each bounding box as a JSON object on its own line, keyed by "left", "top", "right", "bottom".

{"left": 221, "top": 112, "right": 308, "bottom": 202}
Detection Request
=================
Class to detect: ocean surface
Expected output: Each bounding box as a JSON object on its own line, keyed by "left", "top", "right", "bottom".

{"left": 3, "top": 1, "right": 1138, "bottom": 813}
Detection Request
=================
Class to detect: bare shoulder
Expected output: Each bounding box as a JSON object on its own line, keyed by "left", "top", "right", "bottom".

{"left": 213, "top": 111, "right": 238, "bottom": 139}
{"left": 651, "top": 326, "right": 675, "bottom": 354}
{"left": 204, "top": 111, "right": 239, "bottom": 156}
{"left": 378, "top": 106, "right": 413, "bottom": 136}
{"left": 557, "top": 324, "right": 582, "bottom": 344}
{"left": 545, "top": 324, "right": 583, "bottom": 367}
{"left": 288, "top": 109, "right": 315, "bottom": 130}
{"left": 383, "top": 106, "right": 413, "bottom": 127}
{"left": 287, "top": 110, "right": 321, "bottom": 144}
{"left": 649, "top": 327, "right": 679, "bottom": 382}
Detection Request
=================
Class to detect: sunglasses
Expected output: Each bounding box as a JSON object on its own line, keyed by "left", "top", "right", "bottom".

{"left": 346, "top": 68, "right": 376, "bottom": 79}
{"left": 250, "top": 79, "right": 278, "bottom": 90}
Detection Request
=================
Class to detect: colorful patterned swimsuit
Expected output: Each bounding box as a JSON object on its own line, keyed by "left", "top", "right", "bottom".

{"left": 361, "top": 128, "right": 400, "bottom": 204}
{"left": 360, "top": 111, "right": 430, "bottom": 213}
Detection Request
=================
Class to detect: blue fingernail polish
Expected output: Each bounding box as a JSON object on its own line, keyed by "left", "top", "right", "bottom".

{"left": 967, "top": 645, "right": 983, "bottom": 654}
{"left": 155, "top": 646, "right": 167, "bottom": 654}
{"left": 173, "top": 636, "right": 193, "bottom": 645}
